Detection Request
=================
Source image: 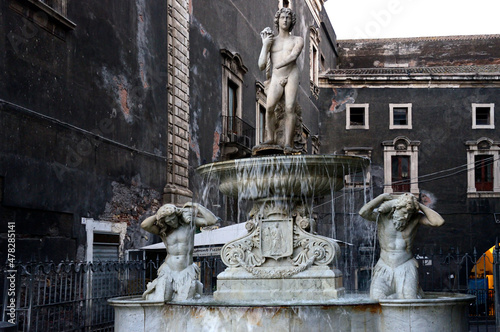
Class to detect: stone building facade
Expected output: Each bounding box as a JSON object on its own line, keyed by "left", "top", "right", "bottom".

{"left": 0, "top": 0, "right": 338, "bottom": 262}
{"left": 188, "top": 0, "right": 338, "bottom": 221}
{"left": 317, "top": 36, "right": 500, "bottom": 286}
{"left": 0, "top": 0, "right": 192, "bottom": 263}
{"left": 2, "top": 0, "right": 498, "bottom": 296}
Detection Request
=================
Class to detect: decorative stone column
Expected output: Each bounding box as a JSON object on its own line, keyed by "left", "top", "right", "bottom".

{"left": 164, "top": 0, "right": 192, "bottom": 205}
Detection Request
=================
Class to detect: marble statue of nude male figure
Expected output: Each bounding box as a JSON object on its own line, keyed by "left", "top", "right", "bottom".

{"left": 258, "top": 7, "right": 304, "bottom": 153}
{"left": 141, "top": 202, "right": 218, "bottom": 302}
{"left": 359, "top": 193, "right": 444, "bottom": 300}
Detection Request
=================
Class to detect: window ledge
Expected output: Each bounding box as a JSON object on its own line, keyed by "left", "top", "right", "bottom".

{"left": 347, "top": 127, "right": 369, "bottom": 130}
{"left": 25, "top": 0, "right": 76, "bottom": 29}
{"left": 467, "top": 192, "right": 500, "bottom": 198}
{"left": 472, "top": 126, "right": 495, "bottom": 130}
{"left": 10, "top": 0, "right": 76, "bottom": 40}
{"left": 384, "top": 189, "right": 420, "bottom": 196}
{"left": 390, "top": 126, "right": 412, "bottom": 130}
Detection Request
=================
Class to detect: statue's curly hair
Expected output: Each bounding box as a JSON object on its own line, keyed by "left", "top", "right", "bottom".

{"left": 396, "top": 193, "right": 419, "bottom": 213}
{"left": 274, "top": 7, "right": 296, "bottom": 32}
{"left": 155, "top": 204, "right": 180, "bottom": 238}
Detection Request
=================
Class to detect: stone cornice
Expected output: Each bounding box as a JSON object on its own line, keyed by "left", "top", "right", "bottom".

{"left": 319, "top": 73, "right": 500, "bottom": 88}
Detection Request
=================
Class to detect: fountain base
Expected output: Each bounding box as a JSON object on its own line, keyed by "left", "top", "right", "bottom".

{"left": 214, "top": 266, "right": 344, "bottom": 301}
{"left": 110, "top": 292, "right": 474, "bottom": 332}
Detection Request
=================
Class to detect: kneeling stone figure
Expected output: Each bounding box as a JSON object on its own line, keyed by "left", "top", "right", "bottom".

{"left": 141, "top": 202, "right": 218, "bottom": 301}
{"left": 359, "top": 193, "right": 444, "bottom": 300}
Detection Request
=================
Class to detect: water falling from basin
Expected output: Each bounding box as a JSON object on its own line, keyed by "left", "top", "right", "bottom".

{"left": 196, "top": 154, "right": 369, "bottom": 302}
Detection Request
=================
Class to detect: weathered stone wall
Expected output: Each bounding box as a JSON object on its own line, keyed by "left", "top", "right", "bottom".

{"left": 0, "top": 0, "right": 338, "bottom": 261}
{"left": 0, "top": 0, "right": 171, "bottom": 261}
{"left": 338, "top": 35, "right": 500, "bottom": 69}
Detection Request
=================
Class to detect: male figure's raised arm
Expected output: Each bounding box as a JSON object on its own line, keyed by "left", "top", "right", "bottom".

{"left": 359, "top": 193, "right": 394, "bottom": 222}
{"left": 141, "top": 214, "right": 160, "bottom": 235}
{"left": 258, "top": 33, "right": 273, "bottom": 71}
{"left": 418, "top": 204, "right": 445, "bottom": 227}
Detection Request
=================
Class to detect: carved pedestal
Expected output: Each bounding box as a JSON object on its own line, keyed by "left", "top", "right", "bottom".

{"left": 214, "top": 204, "right": 344, "bottom": 301}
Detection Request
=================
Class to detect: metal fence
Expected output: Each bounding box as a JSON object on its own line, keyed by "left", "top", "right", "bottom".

{"left": 338, "top": 245, "right": 499, "bottom": 331}
{"left": 2, "top": 247, "right": 498, "bottom": 331}
{"left": 1, "top": 261, "right": 146, "bottom": 332}
{"left": 413, "top": 246, "right": 499, "bottom": 331}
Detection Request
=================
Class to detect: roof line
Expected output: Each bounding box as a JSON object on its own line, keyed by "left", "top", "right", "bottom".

{"left": 337, "top": 34, "right": 500, "bottom": 43}
{"left": 325, "top": 64, "right": 500, "bottom": 76}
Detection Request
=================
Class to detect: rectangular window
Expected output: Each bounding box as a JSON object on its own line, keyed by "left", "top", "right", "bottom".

{"left": 475, "top": 155, "right": 493, "bottom": 191}
{"left": 228, "top": 81, "right": 237, "bottom": 118}
{"left": 82, "top": 218, "right": 127, "bottom": 262}
{"left": 259, "top": 104, "right": 266, "bottom": 143}
{"left": 279, "top": 0, "right": 290, "bottom": 8}
{"left": 346, "top": 170, "right": 367, "bottom": 187}
{"left": 466, "top": 138, "right": 500, "bottom": 197}
{"left": 393, "top": 108, "right": 408, "bottom": 125}
{"left": 93, "top": 233, "right": 120, "bottom": 261}
{"left": 350, "top": 108, "right": 365, "bottom": 126}
{"left": 390, "top": 103, "right": 412, "bottom": 129}
{"left": 227, "top": 80, "right": 238, "bottom": 134}
{"left": 311, "top": 45, "right": 318, "bottom": 84}
{"left": 392, "top": 156, "right": 410, "bottom": 192}
{"left": 343, "top": 148, "right": 372, "bottom": 188}
{"left": 383, "top": 137, "right": 419, "bottom": 195}
{"left": 476, "top": 107, "right": 491, "bottom": 126}
{"left": 346, "top": 104, "right": 369, "bottom": 129}
{"left": 472, "top": 103, "right": 495, "bottom": 129}
{"left": 309, "top": 28, "right": 320, "bottom": 97}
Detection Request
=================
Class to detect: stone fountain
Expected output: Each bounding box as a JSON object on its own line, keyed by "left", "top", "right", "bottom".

{"left": 109, "top": 151, "right": 473, "bottom": 331}
{"left": 109, "top": 7, "right": 474, "bottom": 331}
{"left": 198, "top": 155, "right": 365, "bottom": 302}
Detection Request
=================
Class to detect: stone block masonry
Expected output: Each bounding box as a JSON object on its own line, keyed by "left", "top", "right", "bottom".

{"left": 164, "top": 0, "right": 192, "bottom": 206}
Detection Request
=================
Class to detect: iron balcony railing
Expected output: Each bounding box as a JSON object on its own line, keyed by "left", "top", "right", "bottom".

{"left": 221, "top": 115, "right": 255, "bottom": 149}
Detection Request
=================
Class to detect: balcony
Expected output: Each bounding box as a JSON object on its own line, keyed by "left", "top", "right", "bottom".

{"left": 221, "top": 115, "right": 255, "bottom": 159}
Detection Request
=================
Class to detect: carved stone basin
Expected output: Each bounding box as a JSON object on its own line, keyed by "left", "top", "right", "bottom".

{"left": 196, "top": 155, "right": 369, "bottom": 200}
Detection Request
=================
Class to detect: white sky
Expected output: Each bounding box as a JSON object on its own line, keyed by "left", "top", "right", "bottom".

{"left": 324, "top": 0, "right": 500, "bottom": 40}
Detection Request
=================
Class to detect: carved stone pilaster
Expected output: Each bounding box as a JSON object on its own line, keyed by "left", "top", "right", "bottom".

{"left": 164, "top": 0, "right": 191, "bottom": 205}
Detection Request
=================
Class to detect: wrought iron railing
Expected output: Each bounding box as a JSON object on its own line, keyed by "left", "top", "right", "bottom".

{"left": 1, "top": 261, "right": 146, "bottom": 332}
{"left": 221, "top": 115, "right": 255, "bottom": 149}
{"left": 414, "top": 248, "right": 496, "bottom": 322}
{"left": 338, "top": 245, "right": 499, "bottom": 330}
{"left": 0, "top": 257, "right": 224, "bottom": 332}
